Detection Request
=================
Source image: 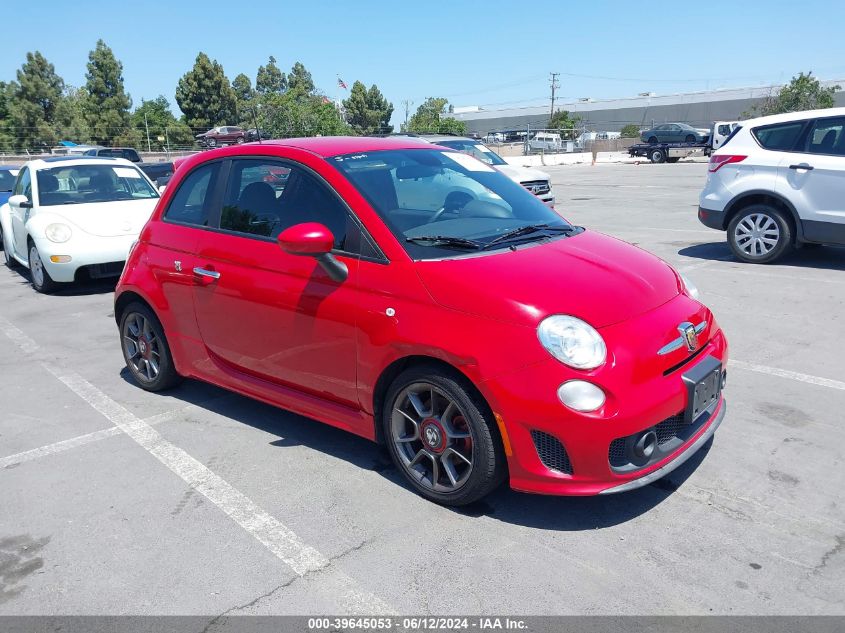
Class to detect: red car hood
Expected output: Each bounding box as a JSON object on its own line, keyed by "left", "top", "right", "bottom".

{"left": 414, "top": 230, "right": 681, "bottom": 329}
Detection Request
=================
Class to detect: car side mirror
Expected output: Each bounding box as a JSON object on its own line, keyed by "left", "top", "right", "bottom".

{"left": 8, "top": 194, "right": 32, "bottom": 208}
{"left": 277, "top": 222, "right": 348, "bottom": 283}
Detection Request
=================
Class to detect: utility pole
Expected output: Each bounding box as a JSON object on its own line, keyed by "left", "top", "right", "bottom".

{"left": 549, "top": 72, "right": 560, "bottom": 125}
{"left": 144, "top": 113, "right": 151, "bottom": 152}
{"left": 402, "top": 99, "right": 413, "bottom": 130}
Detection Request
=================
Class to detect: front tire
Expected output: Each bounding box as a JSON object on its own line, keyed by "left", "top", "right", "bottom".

{"left": 28, "top": 244, "right": 59, "bottom": 293}
{"left": 383, "top": 366, "right": 505, "bottom": 506}
{"left": 685, "top": 134, "right": 696, "bottom": 143}
{"left": 727, "top": 205, "right": 792, "bottom": 264}
{"left": 649, "top": 148, "right": 666, "bottom": 163}
{"left": 647, "top": 136, "right": 658, "bottom": 144}
{"left": 120, "top": 302, "right": 182, "bottom": 391}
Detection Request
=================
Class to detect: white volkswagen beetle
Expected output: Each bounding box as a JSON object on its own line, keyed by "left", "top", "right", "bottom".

{"left": 0, "top": 156, "right": 160, "bottom": 293}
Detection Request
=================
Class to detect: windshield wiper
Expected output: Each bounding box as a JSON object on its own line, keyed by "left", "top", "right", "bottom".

{"left": 405, "top": 235, "right": 483, "bottom": 250}
{"left": 481, "top": 223, "right": 574, "bottom": 250}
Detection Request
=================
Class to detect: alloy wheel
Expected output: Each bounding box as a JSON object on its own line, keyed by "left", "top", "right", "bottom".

{"left": 733, "top": 213, "right": 780, "bottom": 258}
{"left": 123, "top": 312, "right": 162, "bottom": 382}
{"left": 29, "top": 246, "right": 45, "bottom": 287}
{"left": 390, "top": 382, "right": 475, "bottom": 493}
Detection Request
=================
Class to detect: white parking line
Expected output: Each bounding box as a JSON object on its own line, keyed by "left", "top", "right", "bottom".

{"left": 0, "top": 405, "right": 219, "bottom": 469}
{"left": 0, "top": 316, "right": 396, "bottom": 614}
{"left": 729, "top": 360, "right": 845, "bottom": 392}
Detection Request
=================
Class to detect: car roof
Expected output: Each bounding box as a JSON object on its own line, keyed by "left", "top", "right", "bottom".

{"left": 23, "top": 156, "right": 136, "bottom": 169}
{"left": 739, "top": 106, "right": 845, "bottom": 127}
{"left": 226, "top": 135, "right": 436, "bottom": 157}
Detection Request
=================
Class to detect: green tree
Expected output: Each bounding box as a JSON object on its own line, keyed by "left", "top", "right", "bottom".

{"left": 620, "top": 124, "right": 640, "bottom": 138}
{"left": 232, "top": 73, "right": 254, "bottom": 121}
{"left": 256, "top": 56, "right": 286, "bottom": 94}
{"left": 748, "top": 72, "right": 840, "bottom": 117}
{"left": 406, "top": 97, "right": 467, "bottom": 134}
{"left": 55, "top": 86, "right": 90, "bottom": 143}
{"left": 0, "top": 81, "right": 13, "bottom": 151}
{"left": 83, "top": 40, "right": 133, "bottom": 146}
{"left": 548, "top": 109, "right": 580, "bottom": 139}
{"left": 132, "top": 95, "right": 194, "bottom": 149}
{"left": 7, "top": 51, "right": 65, "bottom": 150}
{"left": 175, "top": 52, "right": 237, "bottom": 131}
{"left": 288, "top": 61, "right": 314, "bottom": 93}
{"left": 342, "top": 81, "right": 393, "bottom": 135}
{"left": 260, "top": 91, "right": 350, "bottom": 138}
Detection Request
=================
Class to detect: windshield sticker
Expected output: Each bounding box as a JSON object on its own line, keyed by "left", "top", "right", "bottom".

{"left": 10, "top": 170, "right": 19, "bottom": 176}
{"left": 474, "top": 144, "right": 495, "bottom": 154}
{"left": 113, "top": 167, "right": 141, "bottom": 179}
{"left": 442, "top": 151, "right": 494, "bottom": 172}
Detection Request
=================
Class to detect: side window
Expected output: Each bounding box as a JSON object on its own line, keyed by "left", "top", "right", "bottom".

{"left": 753, "top": 122, "right": 804, "bottom": 151}
{"left": 163, "top": 163, "right": 219, "bottom": 226}
{"left": 14, "top": 167, "right": 31, "bottom": 198}
{"left": 124, "top": 149, "right": 141, "bottom": 162}
{"left": 220, "top": 159, "right": 350, "bottom": 249}
{"left": 804, "top": 117, "right": 845, "bottom": 156}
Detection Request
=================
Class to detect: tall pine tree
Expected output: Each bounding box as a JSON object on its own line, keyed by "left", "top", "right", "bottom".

{"left": 83, "top": 40, "right": 132, "bottom": 146}
{"left": 7, "top": 51, "right": 65, "bottom": 150}
{"left": 176, "top": 53, "right": 237, "bottom": 130}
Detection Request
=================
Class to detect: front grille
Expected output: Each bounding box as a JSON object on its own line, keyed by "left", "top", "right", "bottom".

{"left": 654, "top": 412, "right": 686, "bottom": 446}
{"left": 521, "top": 180, "right": 551, "bottom": 196}
{"left": 530, "top": 430, "right": 573, "bottom": 474}
{"left": 608, "top": 409, "right": 706, "bottom": 473}
{"left": 84, "top": 261, "right": 125, "bottom": 279}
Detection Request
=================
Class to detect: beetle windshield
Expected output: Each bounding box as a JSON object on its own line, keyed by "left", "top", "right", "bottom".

{"left": 332, "top": 149, "right": 575, "bottom": 259}
{"left": 36, "top": 164, "right": 159, "bottom": 206}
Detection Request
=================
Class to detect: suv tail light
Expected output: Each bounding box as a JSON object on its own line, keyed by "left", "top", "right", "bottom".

{"left": 709, "top": 154, "right": 747, "bottom": 172}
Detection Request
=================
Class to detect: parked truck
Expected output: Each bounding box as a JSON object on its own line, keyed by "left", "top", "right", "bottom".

{"left": 627, "top": 120, "right": 739, "bottom": 163}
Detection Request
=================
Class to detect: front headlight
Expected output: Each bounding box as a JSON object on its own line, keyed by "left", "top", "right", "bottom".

{"left": 537, "top": 315, "right": 607, "bottom": 370}
{"left": 679, "top": 273, "right": 700, "bottom": 300}
{"left": 45, "top": 223, "right": 72, "bottom": 243}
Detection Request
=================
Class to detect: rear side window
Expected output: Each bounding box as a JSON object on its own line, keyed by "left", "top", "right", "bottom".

{"left": 753, "top": 122, "right": 804, "bottom": 151}
{"left": 720, "top": 125, "right": 743, "bottom": 148}
{"left": 803, "top": 117, "right": 845, "bottom": 156}
{"left": 163, "top": 163, "right": 219, "bottom": 227}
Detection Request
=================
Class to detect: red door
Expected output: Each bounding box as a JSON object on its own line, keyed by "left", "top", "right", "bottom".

{"left": 191, "top": 158, "right": 361, "bottom": 408}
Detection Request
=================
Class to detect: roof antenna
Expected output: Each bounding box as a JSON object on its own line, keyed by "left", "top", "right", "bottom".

{"left": 251, "top": 104, "right": 262, "bottom": 144}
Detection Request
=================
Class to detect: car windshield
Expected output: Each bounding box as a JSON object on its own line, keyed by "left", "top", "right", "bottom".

{"left": 435, "top": 140, "right": 508, "bottom": 166}
{"left": 36, "top": 164, "right": 159, "bottom": 206}
{"left": 0, "top": 170, "right": 18, "bottom": 192}
{"left": 332, "top": 149, "right": 577, "bottom": 259}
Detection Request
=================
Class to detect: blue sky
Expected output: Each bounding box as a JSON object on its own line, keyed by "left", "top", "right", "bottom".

{"left": 4, "top": 0, "right": 845, "bottom": 126}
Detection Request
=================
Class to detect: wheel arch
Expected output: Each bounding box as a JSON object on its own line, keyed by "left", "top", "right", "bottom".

{"left": 371, "top": 354, "right": 497, "bottom": 447}
{"left": 114, "top": 289, "right": 155, "bottom": 326}
{"left": 723, "top": 190, "right": 803, "bottom": 241}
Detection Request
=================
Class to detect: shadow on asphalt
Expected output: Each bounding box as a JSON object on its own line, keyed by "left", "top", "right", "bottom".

{"left": 678, "top": 241, "right": 845, "bottom": 271}
{"left": 121, "top": 373, "right": 713, "bottom": 530}
{"left": 3, "top": 264, "right": 117, "bottom": 296}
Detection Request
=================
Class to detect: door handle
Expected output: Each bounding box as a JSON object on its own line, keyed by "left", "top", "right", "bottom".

{"left": 789, "top": 163, "right": 814, "bottom": 171}
{"left": 193, "top": 267, "right": 221, "bottom": 280}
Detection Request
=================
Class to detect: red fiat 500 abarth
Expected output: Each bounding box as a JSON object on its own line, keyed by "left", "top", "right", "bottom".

{"left": 115, "top": 137, "right": 727, "bottom": 506}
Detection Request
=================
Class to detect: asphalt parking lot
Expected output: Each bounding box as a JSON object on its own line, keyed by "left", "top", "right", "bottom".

{"left": 1, "top": 161, "right": 843, "bottom": 617}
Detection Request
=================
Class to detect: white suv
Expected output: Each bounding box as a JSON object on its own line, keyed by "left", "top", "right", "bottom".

{"left": 698, "top": 108, "right": 845, "bottom": 263}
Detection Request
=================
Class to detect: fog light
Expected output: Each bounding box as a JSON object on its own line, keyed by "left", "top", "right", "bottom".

{"left": 49, "top": 255, "right": 72, "bottom": 263}
{"left": 557, "top": 380, "right": 606, "bottom": 412}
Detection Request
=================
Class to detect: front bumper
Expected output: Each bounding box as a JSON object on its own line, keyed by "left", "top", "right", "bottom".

{"left": 34, "top": 233, "right": 135, "bottom": 282}
{"left": 479, "top": 295, "right": 728, "bottom": 496}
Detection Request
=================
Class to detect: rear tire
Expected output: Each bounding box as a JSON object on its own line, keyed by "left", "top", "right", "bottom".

{"left": 727, "top": 204, "right": 792, "bottom": 264}
{"left": 649, "top": 148, "right": 666, "bottom": 163}
{"left": 383, "top": 365, "right": 505, "bottom": 506}
{"left": 207, "top": 138, "right": 217, "bottom": 148}
{"left": 119, "top": 302, "right": 182, "bottom": 392}
{"left": 666, "top": 157, "right": 680, "bottom": 163}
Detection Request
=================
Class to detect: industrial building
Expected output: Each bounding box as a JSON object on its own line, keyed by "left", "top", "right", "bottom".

{"left": 446, "top": 79, "right": 845, "bottom": 134}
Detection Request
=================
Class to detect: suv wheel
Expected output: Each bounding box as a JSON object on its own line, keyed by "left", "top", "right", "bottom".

{"left": 727, "top": 205, "right": 792, "bottom": 264}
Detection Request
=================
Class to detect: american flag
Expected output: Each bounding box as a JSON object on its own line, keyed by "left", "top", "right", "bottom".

{"left": 337, "top": 77, "right": 348, "bottom": 90}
